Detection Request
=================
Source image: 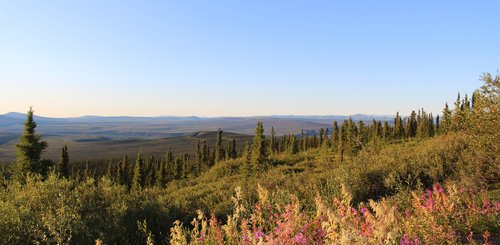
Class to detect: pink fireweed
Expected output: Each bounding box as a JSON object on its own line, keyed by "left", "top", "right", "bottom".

{"left": 168, "top": 185, "right": 499, "bottom": 244}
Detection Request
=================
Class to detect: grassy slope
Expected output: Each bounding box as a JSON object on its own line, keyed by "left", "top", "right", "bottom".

{"left": 163, "top": 132, "right": 483, "bottom": 225}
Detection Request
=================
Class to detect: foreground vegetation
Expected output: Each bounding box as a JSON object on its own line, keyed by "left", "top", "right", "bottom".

{"left": 0, "top": 72, "right": 498, "bottom": 244}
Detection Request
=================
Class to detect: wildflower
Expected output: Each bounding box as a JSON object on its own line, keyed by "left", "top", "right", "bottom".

{"left": 255, "top": 227, "right": 265, "bottom": 240}
{"left": 293, "top": 232, "right": 307, "bottom": 244}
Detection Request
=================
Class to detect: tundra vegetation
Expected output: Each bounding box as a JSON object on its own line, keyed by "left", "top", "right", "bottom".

{"left": 0, "top": 72, "right": 498, "bottom": 244}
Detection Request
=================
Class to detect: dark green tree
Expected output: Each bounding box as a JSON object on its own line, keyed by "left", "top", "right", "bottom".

{"left": 230, "top": 138, "right": 237, "bottom": 159}
{"left": 288, "top": 135, "right": 298, "bottom": 154}
{"left": 251, "top": 122, "right": 268, "bottom": 172}
{"left": 331, "top": 121, "right": 339, "bottom": 149}
{"left": 240, "top": 142, "right": 253, "bottom": 178}
{"left": 441, "top": 103, "right": 452, "bottom": 134}
{"left": 131, "top": 153, "right": 143, "bottom": 191}
{"left": 215, "top": 128, "right": 224, "bottom": 163}
{"left": 14, "top": 107, "right": 48, "bottom": 179}
{"left": 58, "top": 144, "right": 69, "bottom": 178}
{"left": 269, "top": 127, "right": 276, "bottom": 154}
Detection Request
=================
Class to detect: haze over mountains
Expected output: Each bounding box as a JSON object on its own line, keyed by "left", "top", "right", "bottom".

{"left": 0, "top": 112, "right": 392, "bottom": 162}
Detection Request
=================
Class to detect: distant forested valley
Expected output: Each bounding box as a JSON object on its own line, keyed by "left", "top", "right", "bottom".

{"left": 0, "top": 73, "right": 498, "bottom": 244}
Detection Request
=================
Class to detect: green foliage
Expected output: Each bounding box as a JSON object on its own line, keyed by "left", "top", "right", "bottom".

{"left": 58, "top": 144, "right": 70, "bottom": 178}
{"left": 131, "top": 153, "right": 143, "bottom": 191}
{"left": 13, "top": 107, "right": 48, "bottom": 180}
{"left": 251, "top": 122, "right": 268, "bottom": 172}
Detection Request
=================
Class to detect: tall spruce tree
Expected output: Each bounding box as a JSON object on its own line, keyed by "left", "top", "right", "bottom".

{"left": 58, "top": 144, "right": 69, "bottom": 178}
{"left": 288, "top": 135, "right": 298, "bottom": 154}
{"left": 269, "top": 127, "right": 276, "bottom": 154}
{"left": 394, "top": 112, "right": 404, "bottom": 140}
{"left": 441, "top": 103, "right": 452, "bottom": 134}
{"left": 215, "top": 128, "right": 224, "bottom": 163}
{"left": 331, "top": 121, "right": 339, "bottom": 149}
{"left": 131, "top": 153, "right": 143, "bottom": 191}
{"left": 230, "top": 138, "right": 237, "bottom": 159}
{"left": 241, "top": 142, "right": 253, "bottom": 178}
{"left": 251, "top": 122, "right": 268, "bottom": 172}
{"left": 14, "top": 107, "right": 48, "bottom": 179}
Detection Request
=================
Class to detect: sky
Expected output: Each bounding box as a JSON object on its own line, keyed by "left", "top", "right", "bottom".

{"left": 0, "top": 1, "right": 499, "bottom": 117}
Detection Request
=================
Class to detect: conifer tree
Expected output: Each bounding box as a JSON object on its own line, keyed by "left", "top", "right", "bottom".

{"left": 331, "top": 121, "right": 339, "bottom": 149}
{"left": 269, "top": 127, "right": 276, "bottom": 154}
{"left": 131, "top": 153, "right": 143, "bottom": 191}
{"left": 201, "top": 141, "right": 208, "bottom": 168}
{"left": 241, "top": 142, "right": 253, "bottom": 178}
{"left": 215, "top": 128, "right": 224, "bottom": 163}
{"left": 230, "top": 138, "right": 237, "bottom": 159}
{"left": 195, "top": 140, "right": 202, "bottom": 174}
{"left": 300, "top": 130, "right": 305, "bottom": 151}
{"left": 165, "top": 147, "right": 174, "bottom": 181}
{"left": 323, "top": 128, "right": 330, "bottom": 147}
{"left": 58, "top": 144, "right": 69, "bottom": 178}
{"left": 319, "top": 128, "right": 324, "bottom": 146}
{"left": 304, "top": 132, "right": 309, "bottom": 151}
{"left": 251, "top": 122, "right": 268, "bottom": 172}
{"left": 338, "top": 122, "right": 346, "bottom": 162}
{"left": 155, "top": 159, "right": 165, "bottom": 187}
{"left": 144, "top": 157, "right": 155, "bottom": 187}
{"left": 408, "top": 111, "right": 417, "bottom": 138}
{"left": 381, "top": 121, "right": 390, "bottom": 142}
{"left": 441, "top": 103, "right": 452, "bottom": 134}
{"left": 393, "top": 112, "right": 404, "bottom": 140}
{"left": 14, "top": 107, "right": 48, "bottom": 179}
{"left": 435, "top": 115, "right": 440, "bottom": 135}
{"left": 288, "top": 135, "right": 298, "bottom": 154}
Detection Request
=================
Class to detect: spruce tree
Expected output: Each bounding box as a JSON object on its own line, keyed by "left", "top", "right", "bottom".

{"left": 165, "top": 147, "right": 174, "bottom": 181}
{"left": 230, "top": 138, "right": 237, "bottom": 159}
{"left": 120, "top": 154, "right": 129, "bottom": 185}
{"left": 241, "top": 142, "right": 253, "bottom": 178}
{"left": 408, "top": 110, "right": 417, "bottom": 138}
{"left": 338, "top": 122, "right": 345, "bottom": 162}
{"left": 14, "top": 107, "right": 48, "bottom": 179}
{"left": 215, "top": 128, "right": 224, "bottom": 163}
{"left": 58, "top": 144, "right": 69, "bottom": 178}
{"left": 393, "top": 112, "right": 404, "bottom": 140}
{"left": 155, "top": 159, "right": 165, "bottom": 187}
{"left": 251, "top": 122, "right": 268, "bottom": 172}
{"left": 441, "top": 103, "right": 452, "bottom": 133}
{"left": 195, "top": 140, "right": 202, "bottom": 174}
{"left": 331, "top": 121, "right": 339, "bottom": 149}
{"left": 288, "top": 135, "right": 298, "bottom": 154}
{"left": 201, "top": 141, "right": 208, "bottom": 169}
{"left": 269, "top": 127, "right": 276, "bottom": 154}
{"left": 131, "top": 153, "right": 143, "bottom": 191}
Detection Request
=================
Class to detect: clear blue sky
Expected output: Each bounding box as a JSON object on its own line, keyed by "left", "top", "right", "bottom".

{"left": 0, "top": 1, "right": 498, "bottom": 117}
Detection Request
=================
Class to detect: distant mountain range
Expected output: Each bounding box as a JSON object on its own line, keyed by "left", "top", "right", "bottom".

{"left": 0, "top": 112, "right": 393, "bottom": 162}
{"left": 0, "top": 112, "right": 394, "bottom": 139}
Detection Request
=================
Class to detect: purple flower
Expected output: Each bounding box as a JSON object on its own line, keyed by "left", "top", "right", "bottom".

{"left": 426, "top": 190, "right": 432, "bottom": 197}
{"left": 255, "top": 228, "right": 265, "bottom": 240}
{"left": 293, "top": 233, "right": 307, "bottom": 244}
